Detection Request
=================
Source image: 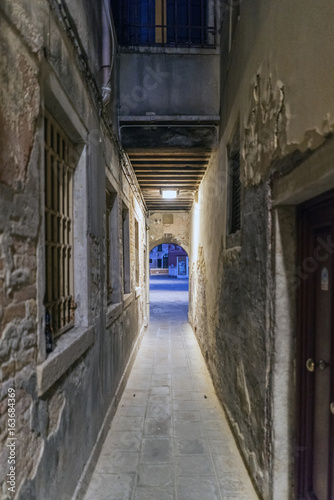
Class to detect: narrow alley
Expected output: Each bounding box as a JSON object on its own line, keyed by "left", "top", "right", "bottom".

{"left": 2, "top": 1, "right": 334, "bottom": 499}
{"left": 84, "top": 277, "right": 258, "bottom": 500}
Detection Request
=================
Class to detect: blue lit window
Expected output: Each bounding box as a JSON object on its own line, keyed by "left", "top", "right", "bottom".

{"left": 111, "top": 0, "right": 214, "bottom": 47}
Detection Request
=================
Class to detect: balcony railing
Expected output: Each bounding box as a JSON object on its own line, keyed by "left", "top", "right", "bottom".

{"left": 112, "top": 0, "right": 216, "bottom": 48}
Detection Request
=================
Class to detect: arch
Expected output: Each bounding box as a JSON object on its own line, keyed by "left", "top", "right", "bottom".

{"left": 149, "top": 236, "right": 189, "bottom": 256}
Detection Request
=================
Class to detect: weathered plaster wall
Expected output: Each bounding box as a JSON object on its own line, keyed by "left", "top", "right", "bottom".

{"left": 189, "top": 1, "right": 334, "bottom": 499}
{"left": 0, "top": 2, "right": 147, "bottom": 500}
{"left": 149, "top": 211, "right": 190, "bottom": 255}
{"left": 119, "top": 51, "right": 220, "bottom": 118}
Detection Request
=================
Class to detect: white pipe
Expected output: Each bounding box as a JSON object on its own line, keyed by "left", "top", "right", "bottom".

{"left": 101, "top": 0, "right": 115, "bottom": 107}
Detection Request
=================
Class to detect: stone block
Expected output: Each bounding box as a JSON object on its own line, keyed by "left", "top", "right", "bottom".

{"left": 13, "top": 284, "right": 36, "bottom": 303}
{"left": 8, "top": 268, "right": 31, "bottom": 290}
{"left": 1, "top": 323, "right": 17, "bottom": 341}
{"left": 2, "top": 302, "right": 26, "bottom": 324}
{"left": 21, "top": 334, "right": 37, "bottom": 350}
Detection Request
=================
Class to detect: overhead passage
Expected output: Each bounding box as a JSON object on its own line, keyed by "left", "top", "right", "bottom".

{"left": 127, "top": 148, "right": 212, "bottom": 211}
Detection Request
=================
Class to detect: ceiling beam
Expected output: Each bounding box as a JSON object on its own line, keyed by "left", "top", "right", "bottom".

{"left": 137, "top": 172, "right": 202, "bottom": 182}
{"left": 132, "top": 160, "right": 207, "bottom": 165}
{"left": 127, "top": 148, "right": 212, "bottom": 156}
{"left": 139, "top": 184, "right": 199, "bottom": 188}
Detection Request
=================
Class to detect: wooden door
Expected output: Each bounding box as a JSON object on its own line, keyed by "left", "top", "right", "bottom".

{"left": 297, "top": 191, "right": 334, "bottom": 499}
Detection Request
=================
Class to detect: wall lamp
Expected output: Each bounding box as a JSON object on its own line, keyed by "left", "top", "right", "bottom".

{"left": 160, "top": 189, "right": 178, "bottom": 199}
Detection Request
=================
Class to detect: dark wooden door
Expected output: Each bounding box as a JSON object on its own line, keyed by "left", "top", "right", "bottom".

{"left": 297, "top": 191, "right": 334, "bottom": 499}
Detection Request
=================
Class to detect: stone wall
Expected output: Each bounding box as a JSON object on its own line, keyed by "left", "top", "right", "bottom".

{"left": 189, "top": 1, "right": 334, "bottom": 499}
{"left": 149, "top": 211, "right": 190, "bottom": 255}
{"left": 0, "top": 2, "right": 147, "bottom": 499}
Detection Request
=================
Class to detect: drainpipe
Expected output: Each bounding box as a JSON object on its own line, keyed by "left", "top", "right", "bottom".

{"left": 101, "top": 0, "right": 115, "bottom": 107}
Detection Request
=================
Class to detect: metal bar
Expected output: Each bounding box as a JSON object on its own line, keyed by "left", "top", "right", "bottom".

{"left": 119, "top": 0, "right": 215, "bottom": 47}
{"left": 201, "top": 0, "right": 204, "bottom": 45}
{"left": 44, "top": 110, "right": 74, "bottom": 336}
{"left": 162, "top": 0, "right": 166, "bottom": 45}
{"left": 188, "top": 0, "right": 191, "bottom": 45}
{"left": 174, "top": 0, "right": 177, "bottom": 44}
{"left": 127, "top": 0, "right": 130, "bottom": 43}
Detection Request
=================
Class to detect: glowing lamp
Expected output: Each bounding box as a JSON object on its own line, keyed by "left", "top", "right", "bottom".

{"left": 161, "top": 189, "right": 178, "bottom": 199}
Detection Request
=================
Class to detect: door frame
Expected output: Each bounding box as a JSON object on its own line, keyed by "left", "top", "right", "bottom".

{"left": 296, "top": 188, "right": 334, "bottom": 499}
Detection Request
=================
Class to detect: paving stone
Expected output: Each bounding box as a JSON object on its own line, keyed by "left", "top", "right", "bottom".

{"left": 134, "top": 487, "right": 174, "bottom": 500}
{"left": 175, "top": 455, "right": 216, "bottom": 477}
{"left": 151, "top": 374, "right": 171, "bottom": 386}
{"left": 172, "top": 391, "right": 193, "bottom": 400}
{"left": 144, "top": 417, "right": 172, "bottom": 437}
{"left": 174, "top": 437, "right": 209, "bottom": 455}
{"left": 149, "top": 393, "right": 171, "bottom": 404}
{"left": 112, "top": 416, "right": 145, "bottom": 432}
{"left": 176, "top": 477, "right": 220, "bottom": 500}
{"left": 83, "top": 278, "right": 259, "bottom": 500}
{"left": 136, "top": 463, "right": 174, "bottom": 488}
{"left": 147, "top": 401, "right": 172, "bottom": 417}
{"left": 173, "top": 400, "right": 198, "bottom": 411}
{"left": 140, "top": 438, "right": 173, "bottom": 463}
{"left": 174, "top": 410, "right": 201, "bottom": 421}
{"left": 84, "top": 473, "right": 135, "bottom": 500}
{"left": 95, "top": 451, "right": 139, "bottom": 474}
{"left": 102, "top": 431, "right": 141, "bottom": 453}
{"left": 119, "top": 405, "right": 147, "bottom": 417}
{"left": 174, "top": 421, "right": 204, "bottom": 438}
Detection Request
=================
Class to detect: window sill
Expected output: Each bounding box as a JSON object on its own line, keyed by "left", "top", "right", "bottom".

{"left": 226, "top": 230, "right": 242, "bottom": 250}
{"left": 106, "top": 301, "right": 123, "bottom": 325}
{"left": 37, "top": 326, "right": 94, "bottom": 397}
{"left": 222, "top": 245, "right": 242, "bottom": 266}
{"left": 135, "top": 286, "right": 141, "bottom": 298}
{"left": 106, "top": 293, "right": 135, "bottom": 327}
{"left": 123, "top": 292, "right": 134, "bottom": 309}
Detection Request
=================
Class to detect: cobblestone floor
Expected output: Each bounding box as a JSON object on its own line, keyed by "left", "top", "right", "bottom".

{"left": 83, "top": 277, "right": 259, "bottom": 500}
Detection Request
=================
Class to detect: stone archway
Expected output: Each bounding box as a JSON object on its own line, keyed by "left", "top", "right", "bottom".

{"left": 149, "top": 236, "right": 189, "bottom": 256}
{"left": 148, "top": 211, "right": 190, "bottom": 256}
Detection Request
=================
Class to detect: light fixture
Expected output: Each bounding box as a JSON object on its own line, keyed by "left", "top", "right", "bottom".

{"left": 161, "top": 189, "right": 178, "bottom": 199}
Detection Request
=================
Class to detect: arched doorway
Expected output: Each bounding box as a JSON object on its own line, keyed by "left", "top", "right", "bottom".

{"left": 149, "top": 243, "right": 189, "bottom": 322}
{"left": 149, "top": 243, "right": 189, "bottom": 278}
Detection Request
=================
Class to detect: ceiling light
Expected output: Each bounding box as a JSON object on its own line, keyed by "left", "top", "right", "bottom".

{"left": 161, "top": 189, "right": 178, "bottom": 199}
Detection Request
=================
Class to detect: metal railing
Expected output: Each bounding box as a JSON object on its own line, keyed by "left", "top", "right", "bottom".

{"left": 113, "top": 0, "right": 216, "bottom": 48}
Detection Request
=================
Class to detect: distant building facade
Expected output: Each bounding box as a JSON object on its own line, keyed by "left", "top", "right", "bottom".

{"left": 149, "top": 244, "right": 188, "bottom": 277}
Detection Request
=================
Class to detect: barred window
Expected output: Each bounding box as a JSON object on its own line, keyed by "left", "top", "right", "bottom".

{"left": 227, "top": 141, "right": 241, "bottom": 235}
{"left": 44, "top": 111, "right": 75, "bottom": 336}
{"left": 111, "top": 0, "right": 215, "bottom": 47}
{"left": 106, "top": 189, "right": 119, "bottom": 304}
{"left": 122, "top": 204, "right": 131, "bottom": 293}
{"left": 106, "top": 191, "right": 112, "bottom": 302}
{"left": 135, "top": 219, "right": 139, "bottom": 285}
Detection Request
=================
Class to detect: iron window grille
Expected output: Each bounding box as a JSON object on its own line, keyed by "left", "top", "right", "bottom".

{"left": 228, "top": 149, "right": 241, "bottom": 234}
{"left": 135, "top": 219, "right": 140, "bottom": 285}
{"left": 44, "top": 111, "right": 75, "bottom": 336}
{"left": 106, "top": 190, "right": 115, "bottom": 304}
{"left": 111, "top": 0, "right": 216, "bottom": 48}
{"left": 122, "top": 205, "right": 131, "bottom": 293}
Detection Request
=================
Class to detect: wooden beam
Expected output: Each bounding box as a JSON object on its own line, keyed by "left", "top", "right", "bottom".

{"left": 133, "top": 166, "right": 206, "bottom": 170}
{"left": 136, "top": 175, "right": 202, "bottom": 180}
{"left": 127, "top": 148, "right": 212, "bottom": 156}
{"left": 132, "top": 160, "right": 207, "bottom": 165}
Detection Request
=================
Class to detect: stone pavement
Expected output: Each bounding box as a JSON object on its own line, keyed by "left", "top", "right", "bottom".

{"left": 83, "top": 278, "right": 259, "bottom": 500}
